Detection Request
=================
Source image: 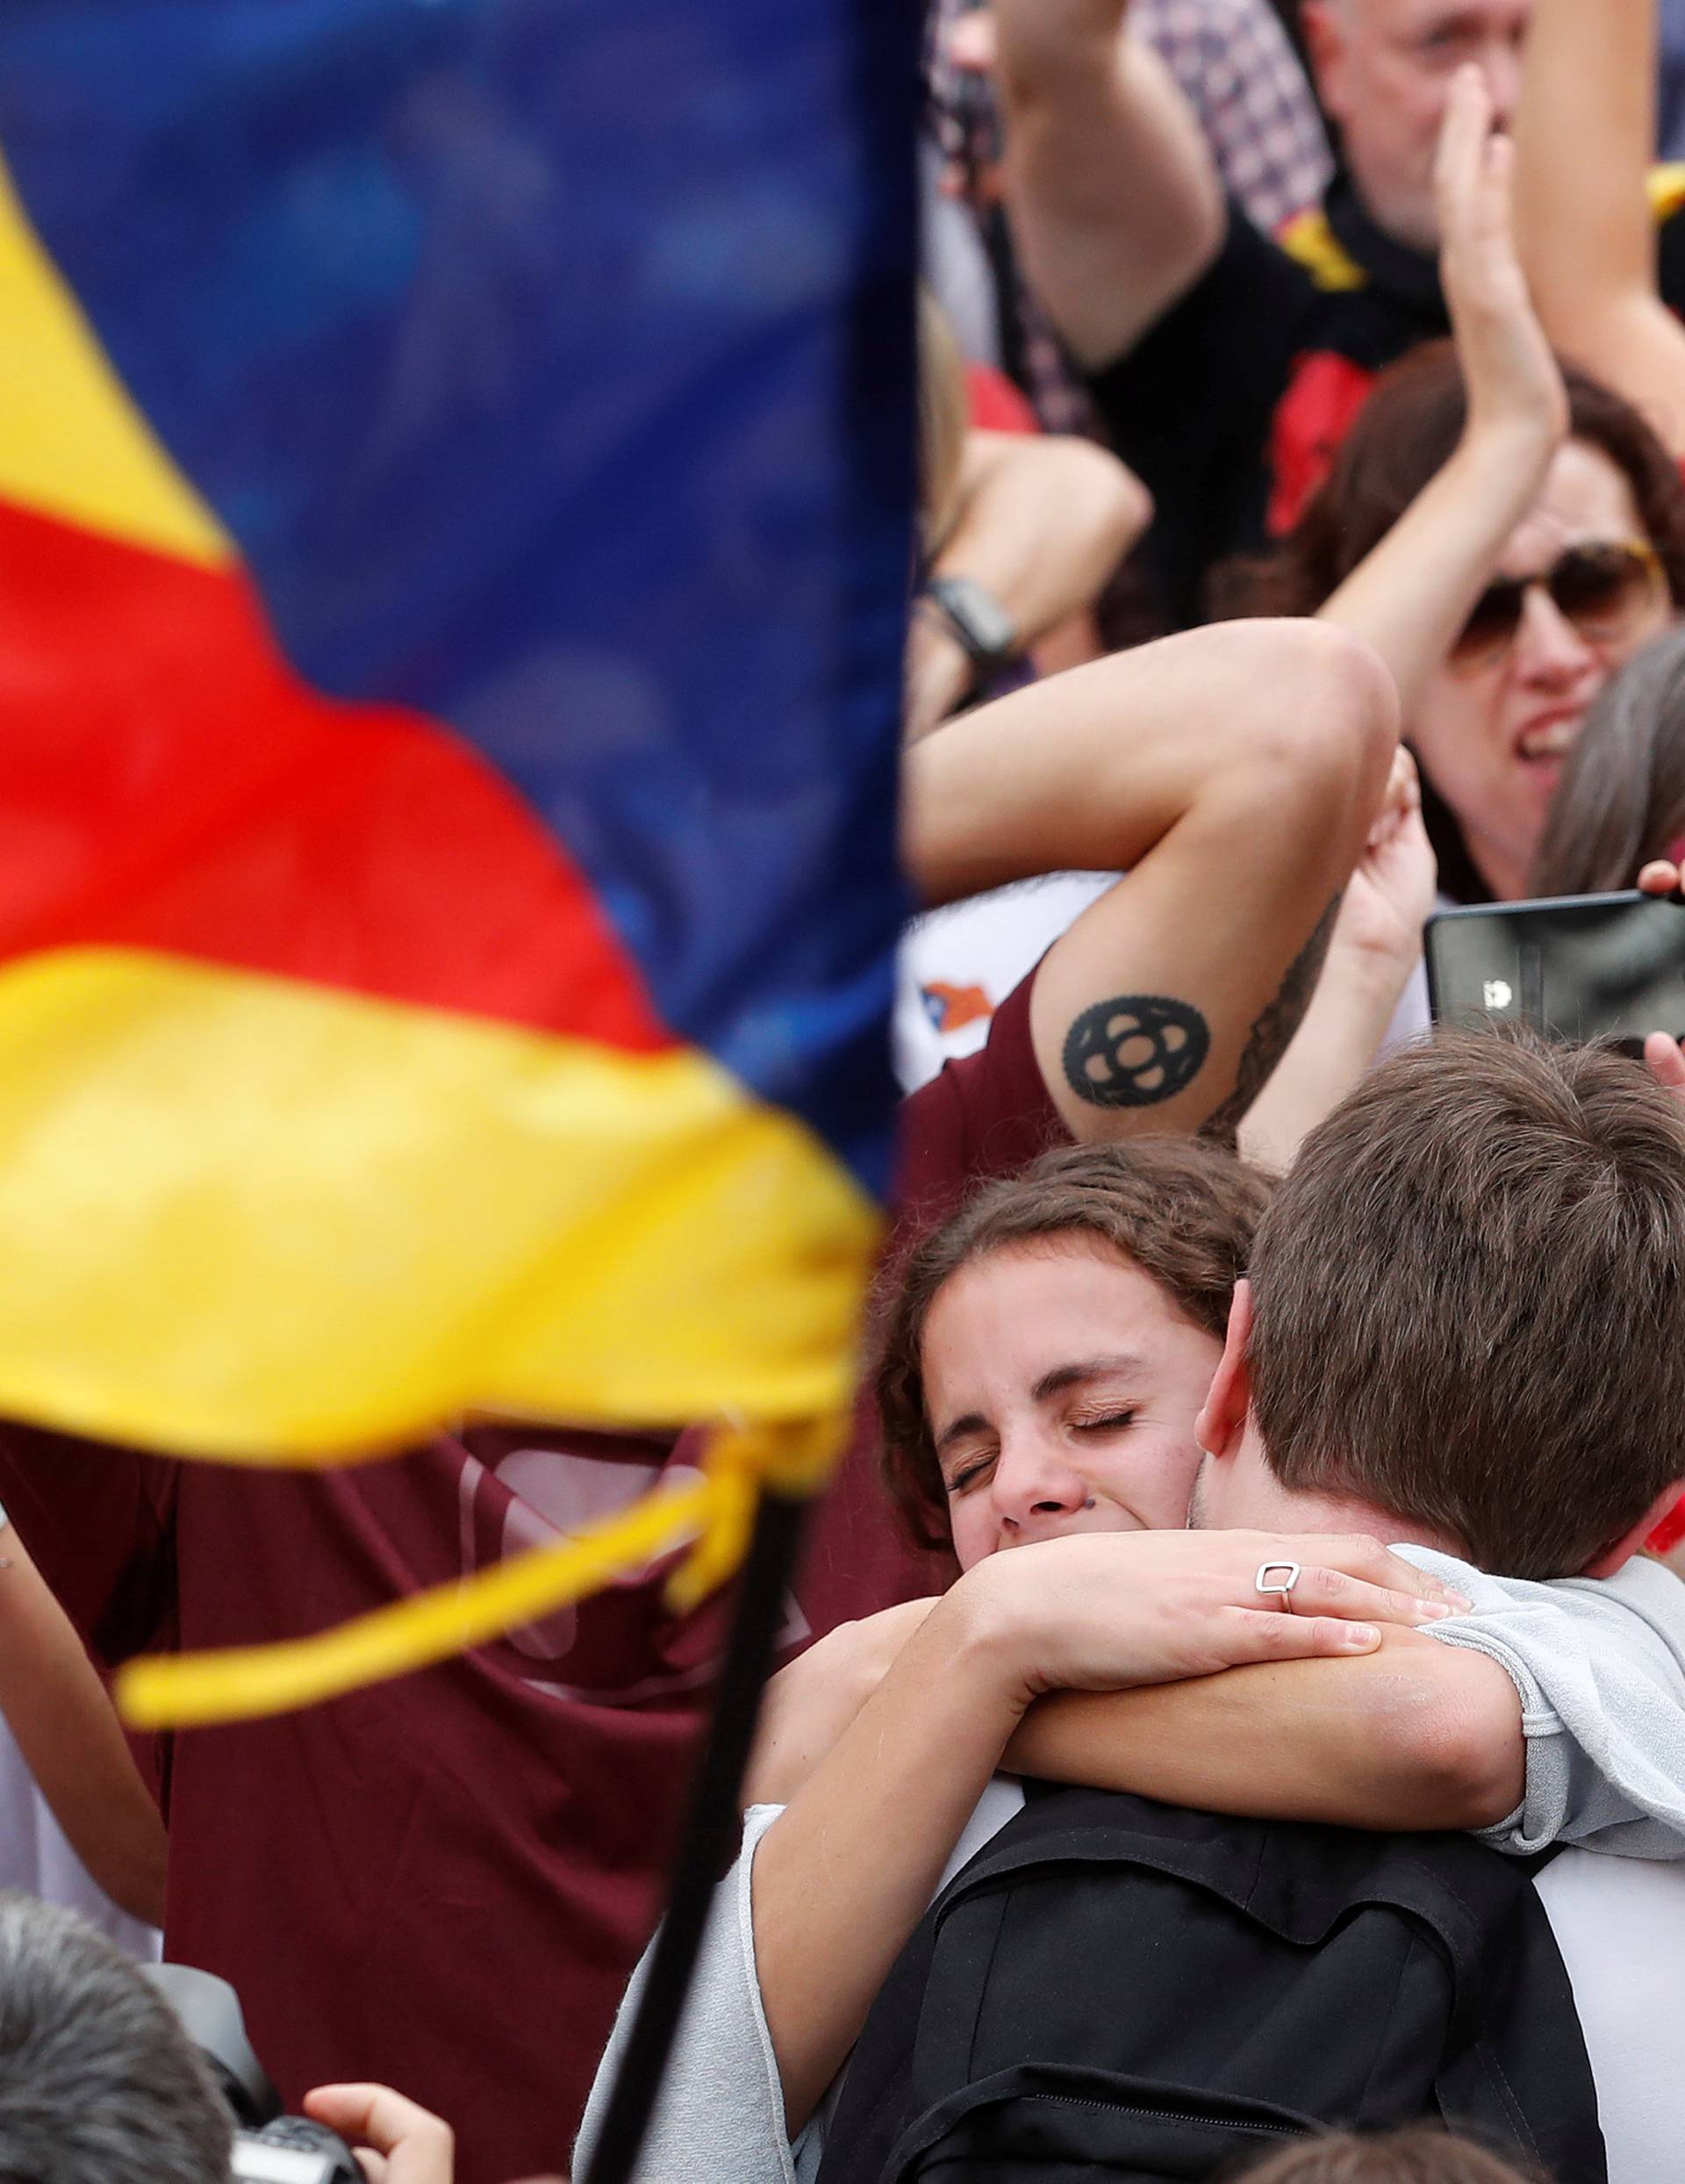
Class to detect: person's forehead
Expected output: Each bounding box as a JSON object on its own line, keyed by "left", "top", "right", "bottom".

{"left": 1495, "top": 442, "right": 1645, "bottom": 573}
{"left": 923, "top": 1241, "right": 1202, "bottom": 1376}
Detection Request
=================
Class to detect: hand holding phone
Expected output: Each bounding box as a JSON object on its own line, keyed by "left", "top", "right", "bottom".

{"left": 1426, "top": 891, "right": 1685, "bottom": 1052}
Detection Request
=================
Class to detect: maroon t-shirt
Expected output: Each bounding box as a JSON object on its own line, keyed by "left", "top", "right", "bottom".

{"left": 0, "top": 970, "right": 1060, "bottom": 2183}
{"left": 893, "top": 966, "right": 1065, "bottom": 1238}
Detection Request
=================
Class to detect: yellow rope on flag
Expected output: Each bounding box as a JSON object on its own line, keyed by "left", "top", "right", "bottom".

{"left": 116, "top": 1414, "right": 849, "bottom": 1729}
{"left": 663, "top": 1414, "right": 842, "bottom": 1615}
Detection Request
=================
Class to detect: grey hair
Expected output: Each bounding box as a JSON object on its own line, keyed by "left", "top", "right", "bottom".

{"left": 0, "top": 1893, "right": 231, "bottom": 2183}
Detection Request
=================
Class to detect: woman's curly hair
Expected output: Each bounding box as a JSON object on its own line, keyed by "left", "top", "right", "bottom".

{"left": 872, "top": 1138, "right": 1272, "bottom": 1551}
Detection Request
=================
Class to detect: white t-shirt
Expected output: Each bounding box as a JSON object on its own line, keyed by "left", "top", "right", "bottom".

{"left": 0, "top": 1500, "right": 158, "bottom": 1960}
{"left": 1534, "top": 1849, "right": 1685, "bottom": 2183}
{"left": 893, "top": 873, "right": 1116, "bottom": 1092}
{"left": 0, "top": 1712, "right": 159, "bottom": 1960}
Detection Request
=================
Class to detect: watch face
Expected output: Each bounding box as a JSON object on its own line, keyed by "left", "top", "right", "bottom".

{"left": 929, "top": 576, "right": 1017, "bottom": 665}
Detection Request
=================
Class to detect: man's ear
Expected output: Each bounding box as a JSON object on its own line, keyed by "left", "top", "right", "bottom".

{"left": 1195, "top": 1280, "right": 1253, "bottom": 1462}
{"left": 1581, "top": 1483, "right": 1685, "bottom": 1579}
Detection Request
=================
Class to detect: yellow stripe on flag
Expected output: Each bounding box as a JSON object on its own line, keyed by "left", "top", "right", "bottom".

{"left": 0, "top": 156, "right": 233, "bottom": 567}
{"left": 0, "top": 948, "right": 879, "bottom": 1457}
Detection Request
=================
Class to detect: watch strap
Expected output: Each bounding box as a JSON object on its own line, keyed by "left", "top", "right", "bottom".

{"left": 923, "top": 574, "right": 1019, "bottom": 672}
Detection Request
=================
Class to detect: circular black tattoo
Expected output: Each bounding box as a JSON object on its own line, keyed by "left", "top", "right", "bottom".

{"left": 1061, "top": 994, "right": 1210, "bottom": 1109}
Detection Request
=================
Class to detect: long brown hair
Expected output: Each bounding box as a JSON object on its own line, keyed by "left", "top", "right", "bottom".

{"left": 917, "top": 287, "right": 968, "bottom": 560}
{"left": 873, "top": 1139, "right": 1270, "bottom": 1550}
{"left": 1529, "top": 624, "right": 1685, "bottom": 892}
{"left": 1219, "top": 341, "right": 1685, "bottom": 902}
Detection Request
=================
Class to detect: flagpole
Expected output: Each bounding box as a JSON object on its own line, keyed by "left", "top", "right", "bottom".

{"left": 578, "top": 1485, "right": 809, "bottom": 2184}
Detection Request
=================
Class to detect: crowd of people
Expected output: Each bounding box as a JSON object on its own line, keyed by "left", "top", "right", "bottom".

{"left": 11, "top": 0, "right": 1685, "bottom": 2180}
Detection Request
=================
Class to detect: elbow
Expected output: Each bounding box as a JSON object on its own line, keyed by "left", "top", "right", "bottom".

{"left": 1200, "top": 621, "right": 1400, "bottom": 837}
{"left": 1048, "top": 438, "right": 1155, "bottom": 574}
{"left": 997, "top": 0, "right": 1123, "bottom": 109}
{"left": 1176, "top": 170, "right": 1227, "bottom": 292}
{"left": 1096, "top": 450, "right": 1154, "bottom": 564}
{"left": 112, "top": 1856, "right": 168, "bottom": 1934}
{"left": 1392, "top": 1683, "right": 1525, "bottom": 1833}
{"left": 1263, "top": 620, "right": 1400, "bottom": 791}
{"left": 93, "top": 1823, "right": 168, "bottom": 1930}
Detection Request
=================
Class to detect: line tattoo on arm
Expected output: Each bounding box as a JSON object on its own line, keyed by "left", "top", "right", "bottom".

{"left": 1062, "top": 994, "right": 1211, "bottom": 1109}
{"left": 1201, "top": 893, "right": 1343, "bottom": 1145}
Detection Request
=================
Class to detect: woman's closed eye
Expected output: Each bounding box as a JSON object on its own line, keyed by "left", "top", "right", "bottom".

{"left": 943, "top": 1452, "right": 995, "bottom": 1496}
{"left": 1069, "top": 1407, "right": 1137, "bottom": 1435}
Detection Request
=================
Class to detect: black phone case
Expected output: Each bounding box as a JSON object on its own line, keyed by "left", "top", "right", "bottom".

{"left": 1425, "top": 891, "right": 1685, "bottom": 1048}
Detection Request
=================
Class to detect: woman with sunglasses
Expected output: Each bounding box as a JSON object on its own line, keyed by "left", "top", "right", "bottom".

{"left": 1230, "top": 70, "right": 1685, "bottom": 964}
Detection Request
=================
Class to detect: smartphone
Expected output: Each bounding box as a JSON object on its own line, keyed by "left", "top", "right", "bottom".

{"left": 1425, "top": 891, "right": 1685, "bottom": 1050}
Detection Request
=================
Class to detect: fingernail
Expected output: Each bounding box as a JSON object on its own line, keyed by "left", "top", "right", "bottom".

{"left": 1417, "top": 1600, "right": 1453, "bottom": 1617}
{"left": 1344, "top": 1624, "right": 1380, "bottom": 1647}
{"left": 1445, "top": 1591, "right": 1473, "bottom": 1613}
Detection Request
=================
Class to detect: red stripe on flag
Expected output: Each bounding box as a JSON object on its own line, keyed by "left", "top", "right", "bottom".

{"left": 0, "top": 497, "right": 671, "bottom": 1052}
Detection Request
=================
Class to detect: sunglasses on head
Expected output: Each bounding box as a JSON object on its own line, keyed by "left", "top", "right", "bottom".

{"left": 1449, "top": 538, "right": 1667, "bottom": 672}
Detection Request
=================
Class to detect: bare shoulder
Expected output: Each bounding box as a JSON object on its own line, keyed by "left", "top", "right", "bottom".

{"left": 747, "top": 1600, "right": 943, "bottom": 1808}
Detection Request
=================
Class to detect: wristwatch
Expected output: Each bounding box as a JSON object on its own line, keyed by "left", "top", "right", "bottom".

{"left": 922, "top": 574, "right": 1020, "bottom": 682}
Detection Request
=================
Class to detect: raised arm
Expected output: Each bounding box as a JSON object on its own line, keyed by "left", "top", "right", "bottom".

{"left": 0, "top": 1525, "right": 167, "bottom": 1925}
{"left": 994, "top": 0, "right": 1225, "bottom": 368}
{"left": 1317, "top": 68, "right": 1566, "bottom": 723}
{"left": 901, "top": 615, "right": 1397, "bottom": 1145}
{"left": 1514, "top": 0, "right": 1685, "bottom": 456}
{"left": 1237, "top": 748, "right": 1438, "bottom": 1173}
{"left": 1225, "top": 75, "right": 1562, "bottom": 1164}
{"left": 907, "top": 430, "right": 1152, "bottom": 741}
{"left": 0, "top": 1424, "right": 177, "bottom": 1926}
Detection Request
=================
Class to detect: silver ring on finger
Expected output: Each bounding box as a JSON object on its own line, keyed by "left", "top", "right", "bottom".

{"left": 1253, "top": 1560, "right": 1301, "bottom": 1613}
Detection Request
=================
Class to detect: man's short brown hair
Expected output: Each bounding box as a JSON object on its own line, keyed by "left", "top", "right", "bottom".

{"left": 875, "top": 1139, "right": 1270, "bottom": 1549}
{"left": 1248, "top": 1031, "right": 1685, "bottom": 1578}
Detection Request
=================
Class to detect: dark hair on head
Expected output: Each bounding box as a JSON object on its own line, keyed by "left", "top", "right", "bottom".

{"left": 1233, "top": 2124, "right": 1543, "bottom": 2184}
{"left": 1529, "top": 624, "right": 1685, "bottom": 892}
{"left": 873, "top": 1139, "right": 1271, "bottom": 1550}
{"left": 1215, "top": 340, "right": 1685, "bottom": 902}
{"left": 0, "top": 1891, "right": 232, "bottom": 2184}
{"left": 1248, "top": 1029, "right": 1685, "bottom": 1577}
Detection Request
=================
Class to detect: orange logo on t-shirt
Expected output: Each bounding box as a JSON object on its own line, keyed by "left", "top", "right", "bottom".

{"left": 923, "top": 981, "right": 994, "bottom": 1034}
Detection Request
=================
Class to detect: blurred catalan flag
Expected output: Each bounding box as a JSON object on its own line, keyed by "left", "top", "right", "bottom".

{"left": 0, "top": 5, "right": 913, "bottom": 1469}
